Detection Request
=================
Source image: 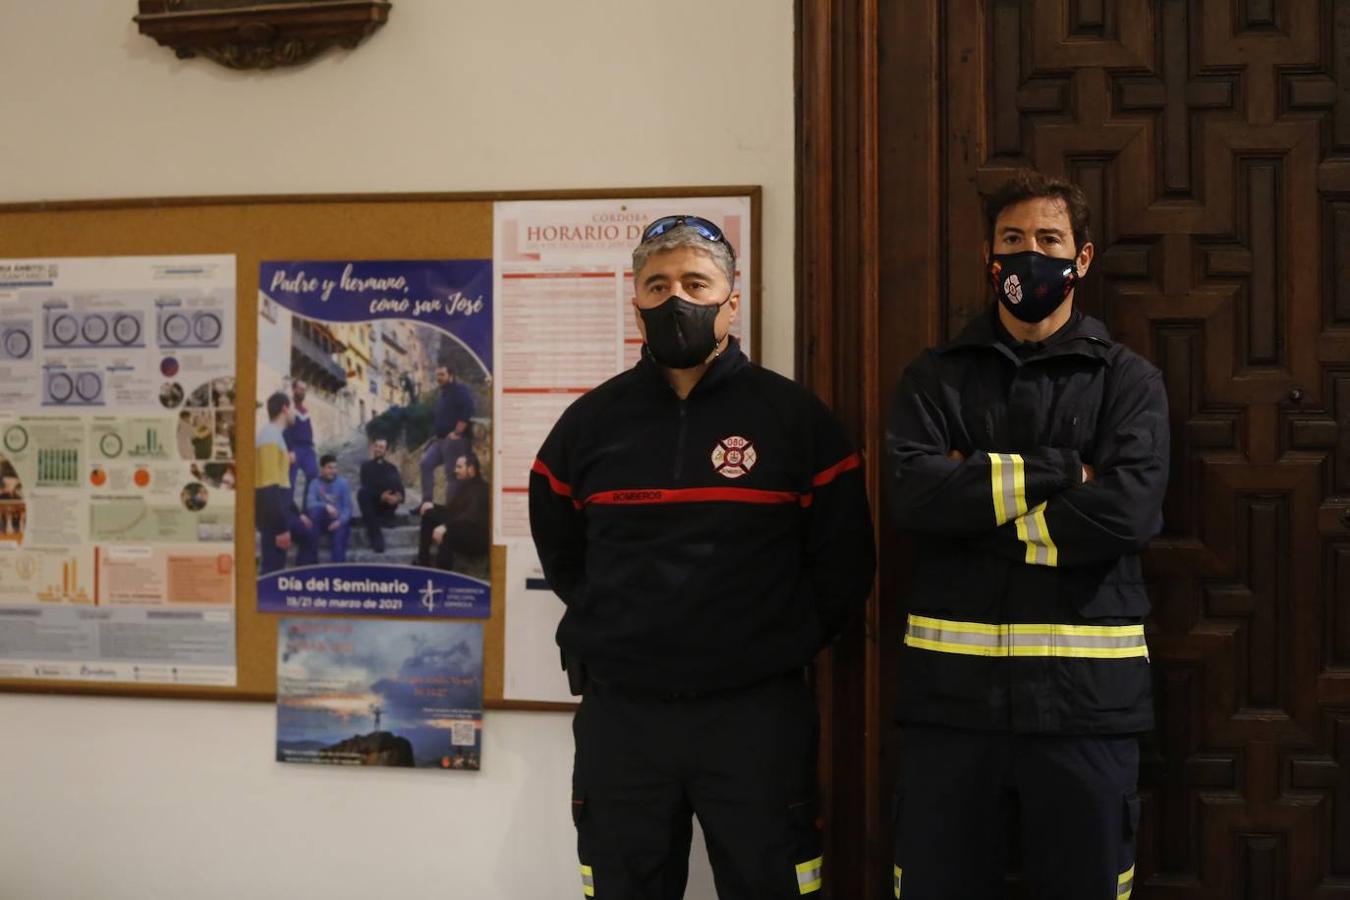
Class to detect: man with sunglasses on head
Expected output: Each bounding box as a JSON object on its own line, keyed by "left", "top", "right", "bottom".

{"left": 886, "top": 170, "right": 1170, "bottom": 899}
{"left": 530, "top": 215, "right": 875, "bottom": 900}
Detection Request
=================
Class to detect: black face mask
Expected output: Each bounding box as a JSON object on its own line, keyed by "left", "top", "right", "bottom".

{"left": 988, "top": 251, "right": 1079, "bottom": 323}
{"left": 640, "top": 295, "right": 731, "bottom": 369}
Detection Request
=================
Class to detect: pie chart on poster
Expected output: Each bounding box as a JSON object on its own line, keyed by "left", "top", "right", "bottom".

{"left": 50, "top": 314, "right": 78, "bottom": 345}
{"left": 90, "top": 468, "right": 107, "bottom": 487}
{"left": 3, "top": 330, "right": 30, "bottom": 359}
{"left": 133, "top": 469, "right": 151, "bottom": 488}
{"left": 48, "top": 373, "right": 74, "bottom": 403}
{"left": 162, "top": 313, "right": 191, "bottom": 345}
{"left": 99, "top": 432, "right": 123, "bottom": 458}
{"left": 113, "top": 314, "right": 141, "bottom": 345}
{"left": 193, "top": 313, "right": 222, "bottom": 344}
{"left": 81, "top": 315, "right": 109, "bottom": 345}
{"left": 3, "top": 426, "right": 28, "bottom": 453}
{"left": 75, "top": 372, "right": 102, "bottom": 402}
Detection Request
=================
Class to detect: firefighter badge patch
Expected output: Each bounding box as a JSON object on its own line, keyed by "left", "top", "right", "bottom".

{"left": 711, "top": 436, "right": 757, "bottom": 479}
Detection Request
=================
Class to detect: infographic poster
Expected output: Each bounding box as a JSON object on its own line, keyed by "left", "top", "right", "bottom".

{"left": 255, "top": 260, "right": 492, "bottom": 619}
{"left": 0, "top": 255, "right": 237, "bottom": 687}
{"left": 276, "top": 617, "right": 484, "bottom": 771}
{"left": 490, "top": 197, "right": 754, "bottom": 703}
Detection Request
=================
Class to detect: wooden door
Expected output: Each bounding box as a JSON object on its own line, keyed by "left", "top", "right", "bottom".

{"left": 799, "top": 1, "right": 1350, "bottom": 896}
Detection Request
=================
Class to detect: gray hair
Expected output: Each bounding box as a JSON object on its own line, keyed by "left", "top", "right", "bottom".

{"left": 632, "top": 224, "right": 736, "bottom": 286}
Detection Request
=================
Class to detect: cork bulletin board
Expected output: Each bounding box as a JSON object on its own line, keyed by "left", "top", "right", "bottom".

{"left": 0, "top": 187, "right": 762, "bottom": 709}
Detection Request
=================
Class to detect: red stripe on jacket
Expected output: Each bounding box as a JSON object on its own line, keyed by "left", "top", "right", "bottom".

{"left": 532, "top": 458, "right": 584, "bottom": 509}
{"left": 586, "top": 487, "right": 803, "bottom": 507}
{"left": 812, "top": 453, "right": 861, "bottom": 487}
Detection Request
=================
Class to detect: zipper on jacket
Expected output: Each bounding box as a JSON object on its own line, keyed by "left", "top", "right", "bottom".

{"left": 673, "top": 399, "right": 688, "bottom": 480}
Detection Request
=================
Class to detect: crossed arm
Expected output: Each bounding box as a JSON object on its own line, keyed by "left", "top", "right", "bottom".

{"left": 886, "top": 362, "right": 1169, "bottom": 567}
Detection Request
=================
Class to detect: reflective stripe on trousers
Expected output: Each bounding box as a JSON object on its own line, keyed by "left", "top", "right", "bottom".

{"left": 795, "top": 855, "right": 822, "bottom": 894}
{"left": 904, "top": 614, "right": 1148, "bottom": 659}
{"left": 1118, "top": 863, "right": 1134, "bottom": 898}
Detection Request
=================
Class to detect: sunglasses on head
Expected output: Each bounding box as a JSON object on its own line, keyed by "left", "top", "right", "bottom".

{"left": 640, "top": 215, "right": 736, "bottom": 260}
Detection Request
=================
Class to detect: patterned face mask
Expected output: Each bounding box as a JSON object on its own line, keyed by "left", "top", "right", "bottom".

{"left": 988, "top": 250, "right": 1079, "bottom": 323}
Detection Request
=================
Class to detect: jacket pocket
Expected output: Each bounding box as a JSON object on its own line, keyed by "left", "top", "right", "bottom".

{"left": 910, "top": 543, "right": 1001, "bottom": 618}
{"left": 1064, "top": 559, "right": 1151, "bottom": 619}
{"left": 1053, "top": 400, "right": 1100, "bottom": 456}
{"left": 1123, "top": 793, "right": 1141, "bottom": 841}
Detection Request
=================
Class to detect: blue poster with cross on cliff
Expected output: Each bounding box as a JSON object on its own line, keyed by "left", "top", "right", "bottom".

{"left": 254, "top": 260, "right": 492, "bottom": 619}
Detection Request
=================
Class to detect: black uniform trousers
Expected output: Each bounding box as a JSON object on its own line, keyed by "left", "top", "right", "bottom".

{"left": 572, "top": 670, "right": 823, "bottom": 900}
{"left": 893, "top": 725, "right": 1140, "bottom": 900}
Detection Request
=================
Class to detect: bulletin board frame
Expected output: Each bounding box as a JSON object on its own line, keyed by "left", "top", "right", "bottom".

{"left": 0, "top": 186, "right": 762, "bottom": 709}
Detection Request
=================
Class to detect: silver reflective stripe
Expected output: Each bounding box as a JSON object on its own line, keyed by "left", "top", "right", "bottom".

{"left": 990, "top": 453, "right": 1027, "bottom": 526}
{"left": 904, "top": 614, "right": 1149, "bottom": 659}
{"left": 894, "top": 864, "right": 902, "bottom": 898}
{"left": 1015, "top": 501, "right": 1058, "bottom": 566}
{"left": 580, "top": 864, "right": 595, "bottom": 897}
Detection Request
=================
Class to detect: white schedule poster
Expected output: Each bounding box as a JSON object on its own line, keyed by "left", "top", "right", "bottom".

{"left": 0, "top": 255, "right": 238, "bottom": 687}
{"left": 491, "top": 197, "right": 754, "bottom": 702}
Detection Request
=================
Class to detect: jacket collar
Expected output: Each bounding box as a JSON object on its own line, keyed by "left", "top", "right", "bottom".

{"left": 636, "top": 335, "right": 749, "bottom": 398}
{"left": 937, "top": 304, "right": 1114, "bottom": 365}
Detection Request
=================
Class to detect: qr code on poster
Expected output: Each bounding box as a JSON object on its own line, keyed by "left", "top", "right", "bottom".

{"left": 451, "top": 720, "right": 477, "bottom": 747}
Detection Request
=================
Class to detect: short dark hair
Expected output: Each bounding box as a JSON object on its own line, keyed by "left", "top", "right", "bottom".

{"left": 266, "top": 392, "right": 290, "bottom": 420}
{"left": 984, "top": 169, "right": 1092, "bottom": 253}
{"left": 319, "top": 454, "right": 337, "bottom": 467}
{"left": 457, "top": 451, "right": 481, "bottom": 474}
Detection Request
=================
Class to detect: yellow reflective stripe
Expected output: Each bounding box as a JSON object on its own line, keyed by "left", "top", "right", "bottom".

{"left": 795, "top": 855, "right": 823, "bottom": 894}
{"left": 1012, "top": 456, "right": 1027, "bottom": 517}
{"left": 1015, "top": 500, "right": 1058, "bottom": 566}
{"left": 905, "top": 635, "right": 1148, "bottom": 659}
{"left": 991, "top": 453, "right": 1008, "bottom": 524}
{"left": 580, "top": 864, "right": 594, "bottom": 897}
{"left": 1015, "top": 507, "right": 1031, "bottom": 553}
{"left": 904, "top": 615, "right": 1149, "bottom": 659}
{"left": 894, "top": 864, "right": 902, "bottom": 897}
{"left": 907, "top": 615, "right": 1144, "bottom": 638}
{"left": 1118, "top": 863, "right": 1134, "bottom": 898}
{"left": 1034, "top": 503, "right": 1057, "bottom": 566}
{"left": 990, "top": 453, "right": 1029, "bottom": 526}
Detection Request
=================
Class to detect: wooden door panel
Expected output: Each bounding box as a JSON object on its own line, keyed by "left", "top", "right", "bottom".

{"left": 800, "top": 1, "right": 1348, "bottom": 896}
{"left": 935, "top": 2, "right": 1350, "bottom": 897}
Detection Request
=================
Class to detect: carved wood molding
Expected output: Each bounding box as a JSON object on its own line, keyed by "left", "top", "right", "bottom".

{"left": 134, "top": 1, "right": 391, "bottom": 70}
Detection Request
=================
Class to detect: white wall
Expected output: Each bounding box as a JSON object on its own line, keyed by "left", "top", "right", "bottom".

{"left": 0, "top": 1, "right": 795, "bottom": 898}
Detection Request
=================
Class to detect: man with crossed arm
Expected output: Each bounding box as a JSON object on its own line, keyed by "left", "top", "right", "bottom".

{"left": 886, "top": 170, "right": 1169, "bottom": 900}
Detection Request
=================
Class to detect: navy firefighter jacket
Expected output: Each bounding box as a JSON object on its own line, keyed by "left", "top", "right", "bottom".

{"left": 887, "top": 307, "right": 1170, "bottom": 735}
{"left": 529, "top": 338, "right": 877, "bottom": 694}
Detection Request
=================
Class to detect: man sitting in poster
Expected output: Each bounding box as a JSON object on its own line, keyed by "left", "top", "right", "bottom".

{"left": 356, "top": 438, "right": 404, "bottom": 554}
{"left": 415, "top": 452, "right": 489, "bottom": 571}
{"left": 305, "top": 454, "right": 353, "bottom": 564}
{"left": 256, "top": 392, "right": 316, "bottom": 575}
{"left": 417, "top": 364, "right": 474, "bottom": 511}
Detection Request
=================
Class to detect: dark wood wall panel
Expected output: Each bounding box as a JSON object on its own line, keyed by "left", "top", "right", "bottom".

{"left": 799, "top": 0, "right": 1350, "bottom": 896}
